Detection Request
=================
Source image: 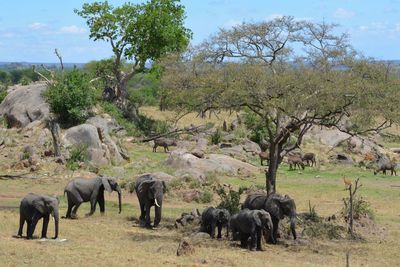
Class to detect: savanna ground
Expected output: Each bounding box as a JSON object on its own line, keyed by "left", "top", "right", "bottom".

{"left": 0, "top": 109, "right": 400, "bottom": 267}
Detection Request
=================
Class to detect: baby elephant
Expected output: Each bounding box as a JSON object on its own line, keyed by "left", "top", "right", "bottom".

{"left": 200, "top": 207, "right": 230, "bottom": 239}
{"left": 374, "top": 162, "right": 397, "bottom": 176}
{"left": 64, "top": 176, "right": 122, "bottom": 219}
{"left": 230, "top": 209, "right": 274, "bottom": 251}
{"left": 153, "top": 137, "right": 177, "bottom": 153}
{"left": 17, "top": 193, "right": 59, "bottom": 239}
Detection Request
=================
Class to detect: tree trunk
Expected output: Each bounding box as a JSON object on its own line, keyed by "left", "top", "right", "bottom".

{"left": 48, "top": 119, "right": 61, "bottom": 157}
{"left": 266, "top": 143, "right": 280, "bottom": 195}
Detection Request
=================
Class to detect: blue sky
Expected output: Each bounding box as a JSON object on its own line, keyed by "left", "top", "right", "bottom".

{"left": 0, "top": 0, "right": 400, "bottom": 62}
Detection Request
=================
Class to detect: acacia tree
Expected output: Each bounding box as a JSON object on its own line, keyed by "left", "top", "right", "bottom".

{"left": 161, "top": 17, "right": 399, "bottom": 195}
{"left": 75, "top": 0, "right": 192, "bottom": 120}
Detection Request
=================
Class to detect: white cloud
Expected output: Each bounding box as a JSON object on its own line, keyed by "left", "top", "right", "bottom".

{"left": 59, "top": 25, "right": 86, "bottom": 34}
{"left": 266, "top": 13, "right": 284, "bottom": 20}
{"left": 334, "top": 8, "right": 355, "bottom": 19}
{"left": 28, "top": 22, "right": 47, "bottom": 30}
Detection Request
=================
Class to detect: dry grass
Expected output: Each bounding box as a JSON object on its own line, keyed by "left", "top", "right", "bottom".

{"left": 1, "top": 117, "right": 400, "bottom": 266}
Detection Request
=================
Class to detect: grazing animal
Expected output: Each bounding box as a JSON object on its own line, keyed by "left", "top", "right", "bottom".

{"left": 230, "top": 209, "right": 274, "bottom": 251}
{"left": 302, "top": 152, "right": 316, "bottom": 167}
{"left": 135, "top": 174, "right": 167, "bottom": 228}
{"left": 259, "top": 151, "right": 269, "bottom": 166}
{"left": 153, "top": 137, "right": 177, "bottom": 152}
{"left": 17, "top": 193, "right": 59, "bottom": 239}
{"left": 287, "top": 155, "right": 305, "bottom": 170}
{"left": 200, "top": 207, "right": 230, "bottom": 239}
{"left": 243, "top": 193, "right": 297, "bottom": 244}
{"left": 374, "top": 161, "right": 397, "bottom": 176}
{"left": 63, "top": 176, "right": 122, "bottom": 219}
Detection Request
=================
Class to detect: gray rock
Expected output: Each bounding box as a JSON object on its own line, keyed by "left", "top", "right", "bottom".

{"left": 137, "top": 172, "right": 174, "bottom": 184}
{"left": 329, "top": 153, "right": 354, "bottom": 165}
{"left": 0, "top": 83, "right": 49, "bottom": 128}
{"left": 86, "top": 115, "right": 120, "bottom": 135}
{"left": 63, "top": 124, "right": 102, "bottom": 149}
{"left": 241, "top": 139, "right": 261, "bottom": 153}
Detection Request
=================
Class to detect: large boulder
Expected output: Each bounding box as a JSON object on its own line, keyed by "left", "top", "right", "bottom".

{"left": 165, "top": 149, "right": 258, "bottom": 180}
{"left": 0, "top": 82, "right": 49, "bottom": 128}
{"left": 63, "top": 124, "right": 125, "bottom": 166}
{"left": 86, "top": 115, "right": 121, "bottom": 135}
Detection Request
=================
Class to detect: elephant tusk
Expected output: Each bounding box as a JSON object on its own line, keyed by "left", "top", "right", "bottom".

{"left": 154, "top": 198, "right": 161, "bottom": 208}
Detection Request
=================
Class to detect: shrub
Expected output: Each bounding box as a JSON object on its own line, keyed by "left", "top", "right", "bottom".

{"left": 0, "top": 83, "right": 7, "bottom": 103}
{"left": 199, "top": 190, "right": 213, "bottom": 203}
{"left": 302, "top": 222, "right": 345, "bottom": 239}
{"left": 44, "top": 69, "right": 97, "bottom": 126}
{"left": 216, "top": 185, "right": 246, "bottom": 214}
{"left": 101, "top": 101, "right": 139, "bottom": 136}
{"left": 66, "top": 144, "right": 88, "bottom": 171}
{"left": 341, "top": 196, "right": 374, "bottom": 220}
{"left": 210, "top": 128, "right": 222, "bottom": 145}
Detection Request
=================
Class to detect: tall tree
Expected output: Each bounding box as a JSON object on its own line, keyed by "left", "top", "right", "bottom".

{"left": 161, "top": 17, "right": 399, "bottom": 195}
{"left": 75, "top": 0, "right": 192, "bottom": 120}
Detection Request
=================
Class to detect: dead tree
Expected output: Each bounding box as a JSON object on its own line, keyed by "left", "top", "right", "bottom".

{"left": 47, "top": 117, "right": 61, "bottom": 157}
{"left": 344, "top": 177, "right": 362, "bottom": 238}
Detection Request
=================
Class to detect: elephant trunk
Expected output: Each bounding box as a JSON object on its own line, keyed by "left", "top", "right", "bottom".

{"left": 116, "top": 186, "right": 122, "bottom": 214}
{"left": 53, "top": 209, "right": 59, "bottom": 239}
{"left": 290, "top": 215, "right": 297, "bottom": 240}
{"left": 154, "top": 194, "right": 163, "bottom": 226}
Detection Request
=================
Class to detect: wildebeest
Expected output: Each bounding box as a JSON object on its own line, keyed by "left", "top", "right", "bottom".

{"left": 302, "top": 152, "right": 316, "bottom": 167}
{"left": 374, "top": 161, "right": 397, "bottom": 176}
{"left": 152, "top": 137, "right": 177, "bottom": 153}
{"left": 287, "top": 155, "right": 305, "bottom": 170}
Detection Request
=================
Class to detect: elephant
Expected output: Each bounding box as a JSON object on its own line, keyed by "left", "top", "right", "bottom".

{"left": 230, "top": 209, "right": 274, "bottom": 251}
{"left": 200, "top": 207, "right": 230, "bottom": 239}
{"left": 135, "top": 174, "right": 167, "bottom": 228}
{"left": 63, "top": 176, "right": 122, "bottom": 219}
{"left": 243, "top": 193, "right": 297, "bottom": 244}
{"left": 17, "top": 193, "right": 59, "bottom": 239}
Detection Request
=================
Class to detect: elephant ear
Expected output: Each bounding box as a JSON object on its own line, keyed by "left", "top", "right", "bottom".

{"left": 253, "top": 211, "right": 263, "bottom": 227}
{"left": 101, "top": 177, "right": 112, "bottom": 193}
{"left": 32, "top": 197, "right": 49, "bottom": 214}
{"left": 138, "top": 180, "right": 155, "bottom": 194}
{"left": 268, "top": 199, "right": 283, "bottom": 219}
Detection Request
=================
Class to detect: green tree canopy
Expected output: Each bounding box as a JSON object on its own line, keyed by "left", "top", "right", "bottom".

{"left": 75, "top": 0, "right": 192, "bottom": 120}
{"left": 161, "top": 17, "right": 400, "bottom": 194}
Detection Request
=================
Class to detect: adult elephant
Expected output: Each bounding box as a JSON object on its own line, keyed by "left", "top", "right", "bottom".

{"left": 17, "top": 193, "right": 59, "bottom": 239}
{"left": 135, "top": 174, "right": 166, "bottom": 228}
{"left": 64, "top": 176, "right": 122, "bottom": 219}
{"left": 243, "top": 193, "right": 297, "bottom": 243}
{"left": 230, "top": 209, "right": 274, "bottom": 251}
{"left": 200, "top": 207, "right": 230, "bottom": 239}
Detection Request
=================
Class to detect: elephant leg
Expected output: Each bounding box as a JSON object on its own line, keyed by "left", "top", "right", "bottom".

{"left": 217, "top": 224, "right": 222, "bottom": 239}
{"left": 250, "top": 231, "right": 257, "bottom": 251}
{"left": 28, "top": 213, "right": 42, "bottom": 239}
{"left": 226, "top": 225, "right": 229, "bottom": 238}
{"left": 271, "top": 218, "right": 279, "bottom": 244}
{"left": 26, "top": 219, "right": 32, "bottom": 238}
{"left": 145, "top": 205, "right": 152, "bottom": 228}
{"left": 98, "top": 192, "right": 105, "bottom": 213}
{"left": 64, "top": 197, "right": 74, "bottom": 218}
{"left": 210, "top": 222, "right": 216, "bottom": 238}
{"left": 17, "top": 215, "right": 25, "bottom": 237}
{"left": 256, "top": 228, "right": 264, "bottom": 251}
{"left": 71, "top": 202, "right": 82, "bottom": 219}
{"left": 86, "top": 197, "right": 97, "bottom": 217}
{"left": 153, "top": 206, "right": 161, "bottom": 227}
{"left": 41, "top": 215, "right": 49, "bottom": 238}
{"left": 139, "top": 202, "right": 146, "bottom": 225}
{"left": 240, "top": 234, "right": 248, "bottom": 248}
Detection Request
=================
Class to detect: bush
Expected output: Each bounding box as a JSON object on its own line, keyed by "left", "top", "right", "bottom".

{"left": 216, "top": 185, "right": 246, "bottom": 214}
{"left": 199, "top": 190, "right": 213, "bottom": 203}
{"left": 302, "top": 222, "right": 345, "bottom": 239}
{"left": 45, "top": 69, "right": 98, "bottom": 126}
{"left": 0, "top": 83, "right": 7, "bottom": 103}
{"left": 210, "top": 128, "right": 223, "bottom": 145}
{"left": 66, "top": 144, "right": 88, "bottom": 171}
{"left": 101, "top": 101, "right": 139, "bottom": 136}
{"left": 341, "top": 196, "right": 374, "bottom": 220}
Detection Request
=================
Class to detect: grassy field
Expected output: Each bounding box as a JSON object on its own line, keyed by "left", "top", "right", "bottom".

{"left": 1, "top": 139, "right": 400, "bottom": 266}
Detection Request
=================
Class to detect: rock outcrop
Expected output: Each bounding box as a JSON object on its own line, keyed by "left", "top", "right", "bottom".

{"left": 0, "top": 82, "right": 49, "bottom": 128}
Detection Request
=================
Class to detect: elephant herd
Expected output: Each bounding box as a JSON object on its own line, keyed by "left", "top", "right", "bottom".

{"left": 16, "top": 174, "right": 296, "bottom": 252}
{"left": 200, "top": 193, "right": 297, "bottom": 251}
{"left": 16, "top": 175, "right": 165, "bottom": 240}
